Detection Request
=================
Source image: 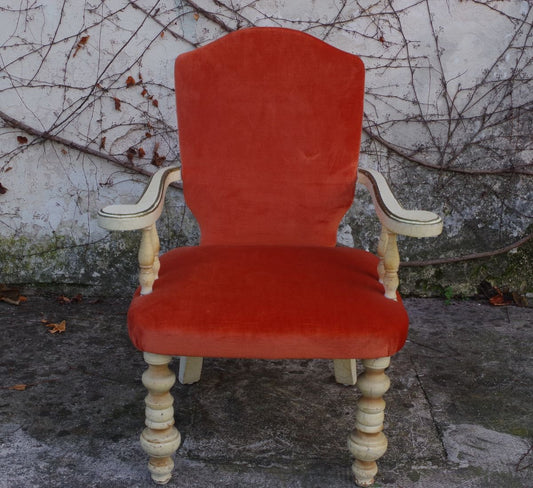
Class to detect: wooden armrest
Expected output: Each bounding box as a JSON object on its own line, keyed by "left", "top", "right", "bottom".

{"left": 97, "top": 166, "right": 181, "bottom": 231}
{"left": 357, "top": 168, "right": 443, "bottom": 238}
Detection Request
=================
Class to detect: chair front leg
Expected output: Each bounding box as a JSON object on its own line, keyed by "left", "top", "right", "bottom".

{"left": 347, "top": 357, "right": 391, "bottom": 487}
{"left": 140, "top": 352, "right": 181, "bottom": 484}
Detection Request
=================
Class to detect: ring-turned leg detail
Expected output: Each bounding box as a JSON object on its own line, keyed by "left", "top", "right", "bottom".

{"left": 347, "top": 357, "right": 391, "bottom": 487}
{"left": 140, "top": 352, "right": 181, "bottom": 484}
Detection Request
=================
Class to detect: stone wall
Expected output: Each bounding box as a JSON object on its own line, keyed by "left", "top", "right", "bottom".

{"left": 0, "top": 1, "right": 531, "bottom": 297}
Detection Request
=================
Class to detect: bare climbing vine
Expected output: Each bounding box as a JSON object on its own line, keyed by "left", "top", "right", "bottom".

{"left": 0, "top": 0, "right": 531, "bottom": 274}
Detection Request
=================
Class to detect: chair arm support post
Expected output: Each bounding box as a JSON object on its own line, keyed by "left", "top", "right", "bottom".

{"left": 376, "top": 227, "right": 388, "bottom": 284}
{"left": 151, "top": 224, "right": 161, "bottom": 281}
{"left": 378, "top": 228, "right": 400, "bottom": 300}
{"left": 139, "top": 225, "right": 157, "bottom": 295}
{"left": 97, "top": 167, "right": 180, "bottom": 295}
{"left": 357, "top": 168, "right": 442, "bottom": 299}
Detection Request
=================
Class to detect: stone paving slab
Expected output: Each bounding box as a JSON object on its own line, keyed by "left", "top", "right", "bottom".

{"left": 0, "top": 297, "right": 531, "bottom": 487}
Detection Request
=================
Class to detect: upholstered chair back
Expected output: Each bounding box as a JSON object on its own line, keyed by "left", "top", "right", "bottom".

{"left": 175, "top": 27, "right": 365, "bottom": 246}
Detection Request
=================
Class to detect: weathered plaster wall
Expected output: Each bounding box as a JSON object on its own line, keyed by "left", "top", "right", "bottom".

{"left": 0, "top": 0, "right": 531, "bottom": 297}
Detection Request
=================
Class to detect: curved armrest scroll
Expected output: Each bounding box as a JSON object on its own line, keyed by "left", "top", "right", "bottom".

{"left": 357, "top": 168, "right": 443, "bottom": 238}
{"left": 97, "top": 166, "right": 181, "bottom": 231}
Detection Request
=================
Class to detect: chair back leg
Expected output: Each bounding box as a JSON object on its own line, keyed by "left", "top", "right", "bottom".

{"left": 179, "top": 356, "right": 203, "bottom": 384}
{"left": 333, "top": 359, "right": 357, "bottom": 386}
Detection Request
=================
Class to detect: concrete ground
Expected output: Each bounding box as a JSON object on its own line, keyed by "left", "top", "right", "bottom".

{"left": 0, "top": 296, "right": 531, "bottom": 488}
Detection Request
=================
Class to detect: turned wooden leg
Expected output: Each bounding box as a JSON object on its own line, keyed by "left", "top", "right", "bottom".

{"left": 150, "top": 224, "right": 161, "bottom": 281}
{"left": 140, "top": 352, "right": 181, "bottom": 485}
{"left": 333, "top": 359, "right": 357, "bottom": 386}
{"left": 139, "top": 226, "right": 156, "bottom": 295}
{"left": 178, "top": 356, "right": 203, "bottom": 384}
{"left": 348, "top": 357, "right": 391, "bottom": 487}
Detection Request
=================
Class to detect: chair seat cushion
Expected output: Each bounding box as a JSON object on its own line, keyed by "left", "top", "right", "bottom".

{"left": 128, "top": 246, "right": 409, "bottom": 359}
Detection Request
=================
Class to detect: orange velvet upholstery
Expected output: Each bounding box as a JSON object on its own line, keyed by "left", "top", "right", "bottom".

{"left": 175, "top": 27, "right": 365, "bottom": 246}
{"left": 128, "top": 246, "right": 408, "bottom": 359}
{"left": 127, "top": 27, "right": 409, "bottom": 361}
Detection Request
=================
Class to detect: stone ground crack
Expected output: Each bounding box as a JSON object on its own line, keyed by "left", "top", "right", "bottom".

{"left": 408, "top": 352, "right": 449, "bottom": 463}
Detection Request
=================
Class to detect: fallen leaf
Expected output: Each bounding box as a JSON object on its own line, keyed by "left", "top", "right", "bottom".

{"left": 126, "top": 75, "right": 136, "bottom": 88}
{"left": 489, "top": 293, "right": 513, "bottom": 306}
{"left": 152, "top": 99, "right": 159, "bottom": 108}
{"left": 479, "top": 280, "right": 523, "bottom": 307}
{"left": 9, "top": 384, "right": 27, "bottom": 391}
{"left": 138, "top": 147, "right": 146, "bottom": 158}
{"left": 193, "top": 12, "right": 200, "bottom": 21}
{"left": 0, "top": 284, "right": 24, "bottom": 304}
{"left": 61, "top": 148, "right": 67, "bottom": 155}
{"left": 0, "top": 183, "right": 7, "bottom": 194}
{"left": 114, "top": 97, "right": 121, "bottom": 111}
{"left": 56, "top": 293, "right": 82, "bottom": 304}
{"left": 17, "top": 136, "right": 28, "bottom": 144}
{"left": 141, "top": 88, "right": 148, "bottom": 97}
{"left": 46, "top": 320, "right": 66, "bottom": 334}
{"left": 100, "top": 136, "right": 106, "bottom": 149}
{"left": 145, "top": 132, "right": 152, "bottom": 138}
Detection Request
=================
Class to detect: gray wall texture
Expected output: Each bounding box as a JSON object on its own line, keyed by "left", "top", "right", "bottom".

{"left": 0, "top": 1, "right": 532, "bottom": 298}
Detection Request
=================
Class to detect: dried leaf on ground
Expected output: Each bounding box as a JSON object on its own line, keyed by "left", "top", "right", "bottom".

{"left": 0, "top": 284, "right": 26, "bottom": 305}
{"left": 0, "top": 183, "right": 7, "bottom": 194}
{"left": 56, "top": 293, "right": 82, "bottom": 304}
{"left": 43, "top": 319, "right": 66, "bottom": 334}
{"left": 9, "top": 384, "right": 27, "bottom": 391}
{"left": 478, "top": 280, "right": 527, "bottom": 307}
{"left": 126, "top": 75, "right": 136, "bottom": 87}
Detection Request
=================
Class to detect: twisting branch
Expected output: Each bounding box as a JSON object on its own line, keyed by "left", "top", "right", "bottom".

{"left": 183, "top": 0, "right": 234, "bottom": 32}
{"left": 363, "top": 127, "right": 533, "bottom": 176}
{"left": 0, "top": 109, "right": 182, "bottom": 189}
{"left": 401, "top": 232, "right": 533, "bottom": 267}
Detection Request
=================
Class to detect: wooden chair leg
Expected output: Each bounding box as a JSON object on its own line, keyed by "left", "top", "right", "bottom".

{"left": 333, "top": 359, "right": 357, "bottom": 385}
{"left": 140, "top": 352, "right": 181, "bottom": 485}
{"left": 178, "top": 356, "right": 203, "bottom": 384}
{"left": 347, "top": 357, "right": 391, "bottom": 487}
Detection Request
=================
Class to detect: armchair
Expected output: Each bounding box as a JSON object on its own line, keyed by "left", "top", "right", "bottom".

{"left": 98, "top": 27, "right": 442, "bottom": 487}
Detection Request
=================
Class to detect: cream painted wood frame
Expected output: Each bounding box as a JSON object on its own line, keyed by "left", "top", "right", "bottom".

{"left": 97, "top": 166, "right": 443, "bottom": 486}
